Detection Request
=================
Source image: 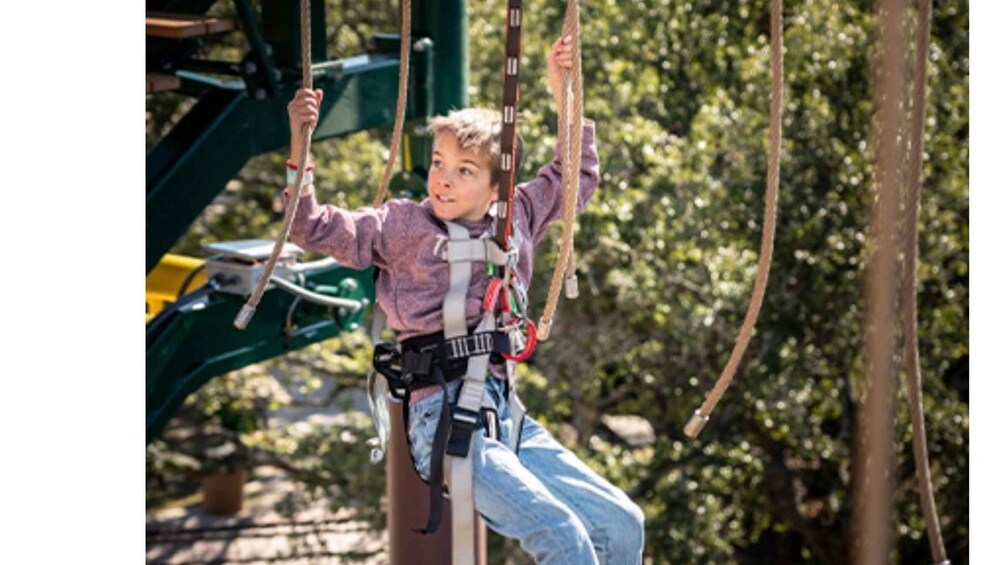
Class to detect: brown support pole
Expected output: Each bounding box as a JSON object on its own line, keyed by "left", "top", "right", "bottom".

{"left": 387, "top": 0, "right": 486, "bottom": 560}
{"left": 387, "top": 397, "right": 487, "bottom": 564}
{"left": 854, "top": 0, "right": 907, "bottom": 563}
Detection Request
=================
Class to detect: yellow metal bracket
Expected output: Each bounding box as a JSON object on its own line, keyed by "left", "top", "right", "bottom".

{"left": 146, "top": 254, "right": 207, "bottom": 321}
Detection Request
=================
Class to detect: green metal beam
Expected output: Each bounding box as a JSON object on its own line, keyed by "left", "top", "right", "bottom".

{"left": 146, "top": 264, "right": 374, "bottom": 441}
{"left": 413, "top": 0, "right": 468, "bottom": 114}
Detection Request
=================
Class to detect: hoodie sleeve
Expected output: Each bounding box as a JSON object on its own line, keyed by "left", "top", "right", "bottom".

{"left": 281, "top": 186, "right": 411, "bottom": 270}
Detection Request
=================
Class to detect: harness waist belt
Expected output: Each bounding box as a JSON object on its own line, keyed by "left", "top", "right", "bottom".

{"left": 372, "top": 330, "right": 511, "bottom": 398}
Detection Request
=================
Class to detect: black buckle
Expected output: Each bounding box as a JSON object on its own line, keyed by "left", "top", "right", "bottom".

{"left": 402, "top": 351, "right": 433, "bottom": 378}
{"left": 446, "top": 407, "right": 480, "bottom": 457}
{"left": 373, "top": 343, "right": 409, "bottom": 398}
{"left": 373, "top": 343, "right": 402, "bottom": 375}
{"left": 491, "top": 331, "right": 511, "bottom": 362}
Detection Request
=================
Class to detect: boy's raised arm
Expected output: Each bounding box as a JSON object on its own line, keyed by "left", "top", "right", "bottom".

{"left": 513, "top": 120, "right": 599, "bottom": 245}
{"left": 281, "top": 188, "right": 401, "bottom": 270}
{"left": 280, "top": 88, "right": 400, "bottom": 270}
{"left": 513, "top": 35, "right": 600, "bottom": 243}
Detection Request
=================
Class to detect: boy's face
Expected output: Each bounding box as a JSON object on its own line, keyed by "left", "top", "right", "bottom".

{"left": 428, "top": 130, "right": 498, "bottom": 223}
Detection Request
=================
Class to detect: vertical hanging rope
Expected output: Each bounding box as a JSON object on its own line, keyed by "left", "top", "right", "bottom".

{"left": 901, "top": 0, "right": 950, "bottom": 562}
{"left": 373, "top": 0, "right": 412, "bottom": 208}
{"left": 855, "top": 0, "right": 907, "bottom": 561}
{"left": 683, "top": 0, "right": 783, "bottom": 437}
{"left": 537, "top": 0, "right": 582, "bottom": 341}
{"left": 235, "top": 0, "right": 314, "bottom": 329}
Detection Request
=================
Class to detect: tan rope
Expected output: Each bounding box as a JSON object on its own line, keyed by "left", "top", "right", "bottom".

{"left": 373, "top": 0, "right": 412, "bottom": 208}
{"left": 537, "top": 0, "right": 582, "bottom": 342}
{"left": 235, "top": 0, "right": 314, "bottom": 329}
{"left": 902, "top": 0, "right": 949, "bottom": 562}
{"left": 683, "top": 0, "right": 783, "bottom": 437}
{"left": 854, "top": 0, "right": 908, "bottom": 561}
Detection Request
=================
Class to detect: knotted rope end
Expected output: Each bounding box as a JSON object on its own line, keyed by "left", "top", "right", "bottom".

{"left": 564, "top": 273, "right": 579, "bottom": 299}
{"left": 233, "top": 303, "right": 257, "bottom": 330}
{"left": 537, "top": 318, "right": 554, "bottom": 342}
{"left": 683, "top": 409, "right": 710, "bottom": 438}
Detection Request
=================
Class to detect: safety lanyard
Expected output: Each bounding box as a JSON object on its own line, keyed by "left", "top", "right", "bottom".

{"left": 494, "top": 0, "right": 523, "bottom": 260}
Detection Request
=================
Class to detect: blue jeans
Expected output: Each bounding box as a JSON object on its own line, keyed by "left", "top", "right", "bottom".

{"left": 408, "top": 377, "right": 645, "bottom": 564}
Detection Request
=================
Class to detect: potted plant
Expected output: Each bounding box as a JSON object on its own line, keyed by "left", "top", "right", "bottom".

{"left": 196, "top": 372, "right": 272, "bottom": 515}
{"left": 150, "top": 371, "right": 271, "bottom": 516}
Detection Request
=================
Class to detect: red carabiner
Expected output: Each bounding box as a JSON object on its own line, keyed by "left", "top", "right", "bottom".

{"left": 483, "top": 277, "right": 504, "bottom": 312}
{"left": 502, "top": 319, "right": 538, "bottom": 362}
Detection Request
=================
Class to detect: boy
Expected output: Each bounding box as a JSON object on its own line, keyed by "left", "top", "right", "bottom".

{"left": 283, "top": 36, "right": 644, "bottom": 564}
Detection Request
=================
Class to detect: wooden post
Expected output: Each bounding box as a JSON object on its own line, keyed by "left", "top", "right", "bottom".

{"left": 387, "top": 397, "right": 487, "bottom": 564}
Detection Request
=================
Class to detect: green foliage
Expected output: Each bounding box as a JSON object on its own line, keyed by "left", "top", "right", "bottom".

{"left": 147, "top": 0, "right": 969, "bottom": 562}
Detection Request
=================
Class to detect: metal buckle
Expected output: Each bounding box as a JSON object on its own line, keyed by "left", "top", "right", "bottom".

{"left": 446, "top": 407, "right": 481, "bottom": 457}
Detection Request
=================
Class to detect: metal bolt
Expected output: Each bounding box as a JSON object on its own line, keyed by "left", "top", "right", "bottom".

{"left": 244, "top": 61, "right": 258, "bottom": 75}
{"left": 255, "top": 88, "right": 267, "bottom": 100}
{"left": 338, "top": 308, "right": 348, "bottom": 317}
{"left": 341, "top": 279, "right": 359, "bottom": 292}
{"left": 349, "top": 322, "right": 360, "bottom": 331}
{"left": 413, "top": 38, "right": 433, "bottom": 53}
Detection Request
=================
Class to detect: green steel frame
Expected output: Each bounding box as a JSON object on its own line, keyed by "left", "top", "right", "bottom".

{"left": 146, "top": 266, "right": 374, "bottom": 441}
{"left": 146, "top": 0, "right": 468, "bottom": 273}
{"left": 146, "top": 0, "right": 468, "bottom": 441}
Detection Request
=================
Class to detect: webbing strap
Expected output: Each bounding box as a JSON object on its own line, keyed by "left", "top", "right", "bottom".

{"left": 425, "top": 331, "right": 505, "bottom": 363}
{"left": 455, "top": 318, "right": 494, "bottom": 412}
{"left": 442, "top": 222, "right": 491, "bottom": 563}
{"left": 505, "top": 360, "right": 526, "bottom": 453}
{"left": 445, "top": 385, "right": 497, "bottom": 565}
{"left": 447, "top": 237, "right": 514, "bottom": 266}
{"left": 447, "top": 312, "right": 494, "bottom": 565}
{"left": 447, "top": 454, "right": 475, "bottom": 565}
{"left": 444, "top": 222, "right": 473, "bottom": 338}
{"left": 493, "top": 0, "right": 524, "bottom": 253}
{"left": 366, "top": 305, "right": 392, "bottom": 462}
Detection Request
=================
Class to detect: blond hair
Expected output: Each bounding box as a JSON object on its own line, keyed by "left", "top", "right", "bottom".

{"left": 427, "top": 108, "right": 524, "bottom": 188}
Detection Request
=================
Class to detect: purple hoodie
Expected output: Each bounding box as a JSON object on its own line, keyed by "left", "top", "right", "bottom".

{"left": 284, "top": 121, "right": 599, "bottom": 342}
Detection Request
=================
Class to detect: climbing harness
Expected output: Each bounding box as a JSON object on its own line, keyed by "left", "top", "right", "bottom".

{"left": 684, "top": 0, "right": 784, "bottom": 438}
{"left": 371, "top": 221, "right": 531, "bottom": 562}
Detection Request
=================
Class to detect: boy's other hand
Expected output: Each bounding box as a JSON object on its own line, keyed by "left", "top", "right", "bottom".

{"left": 287, "top": 88, "right": 323, "bottom": 165}
{"left": 288, "top": 88, "right": 323, "bottom": 135}
{"left": 547, "top": 35, "right": 574, "bottom": 110}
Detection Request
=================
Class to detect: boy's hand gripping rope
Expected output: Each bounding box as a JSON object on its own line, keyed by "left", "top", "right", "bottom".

{"left": 235, "top": 0, "right": 315, "bottom": 330}
{"left": 683, "top": 0, "right": 783, "bottom": 437}
{"left": 236, "top": 0, "right": 411, "bottom": 328}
